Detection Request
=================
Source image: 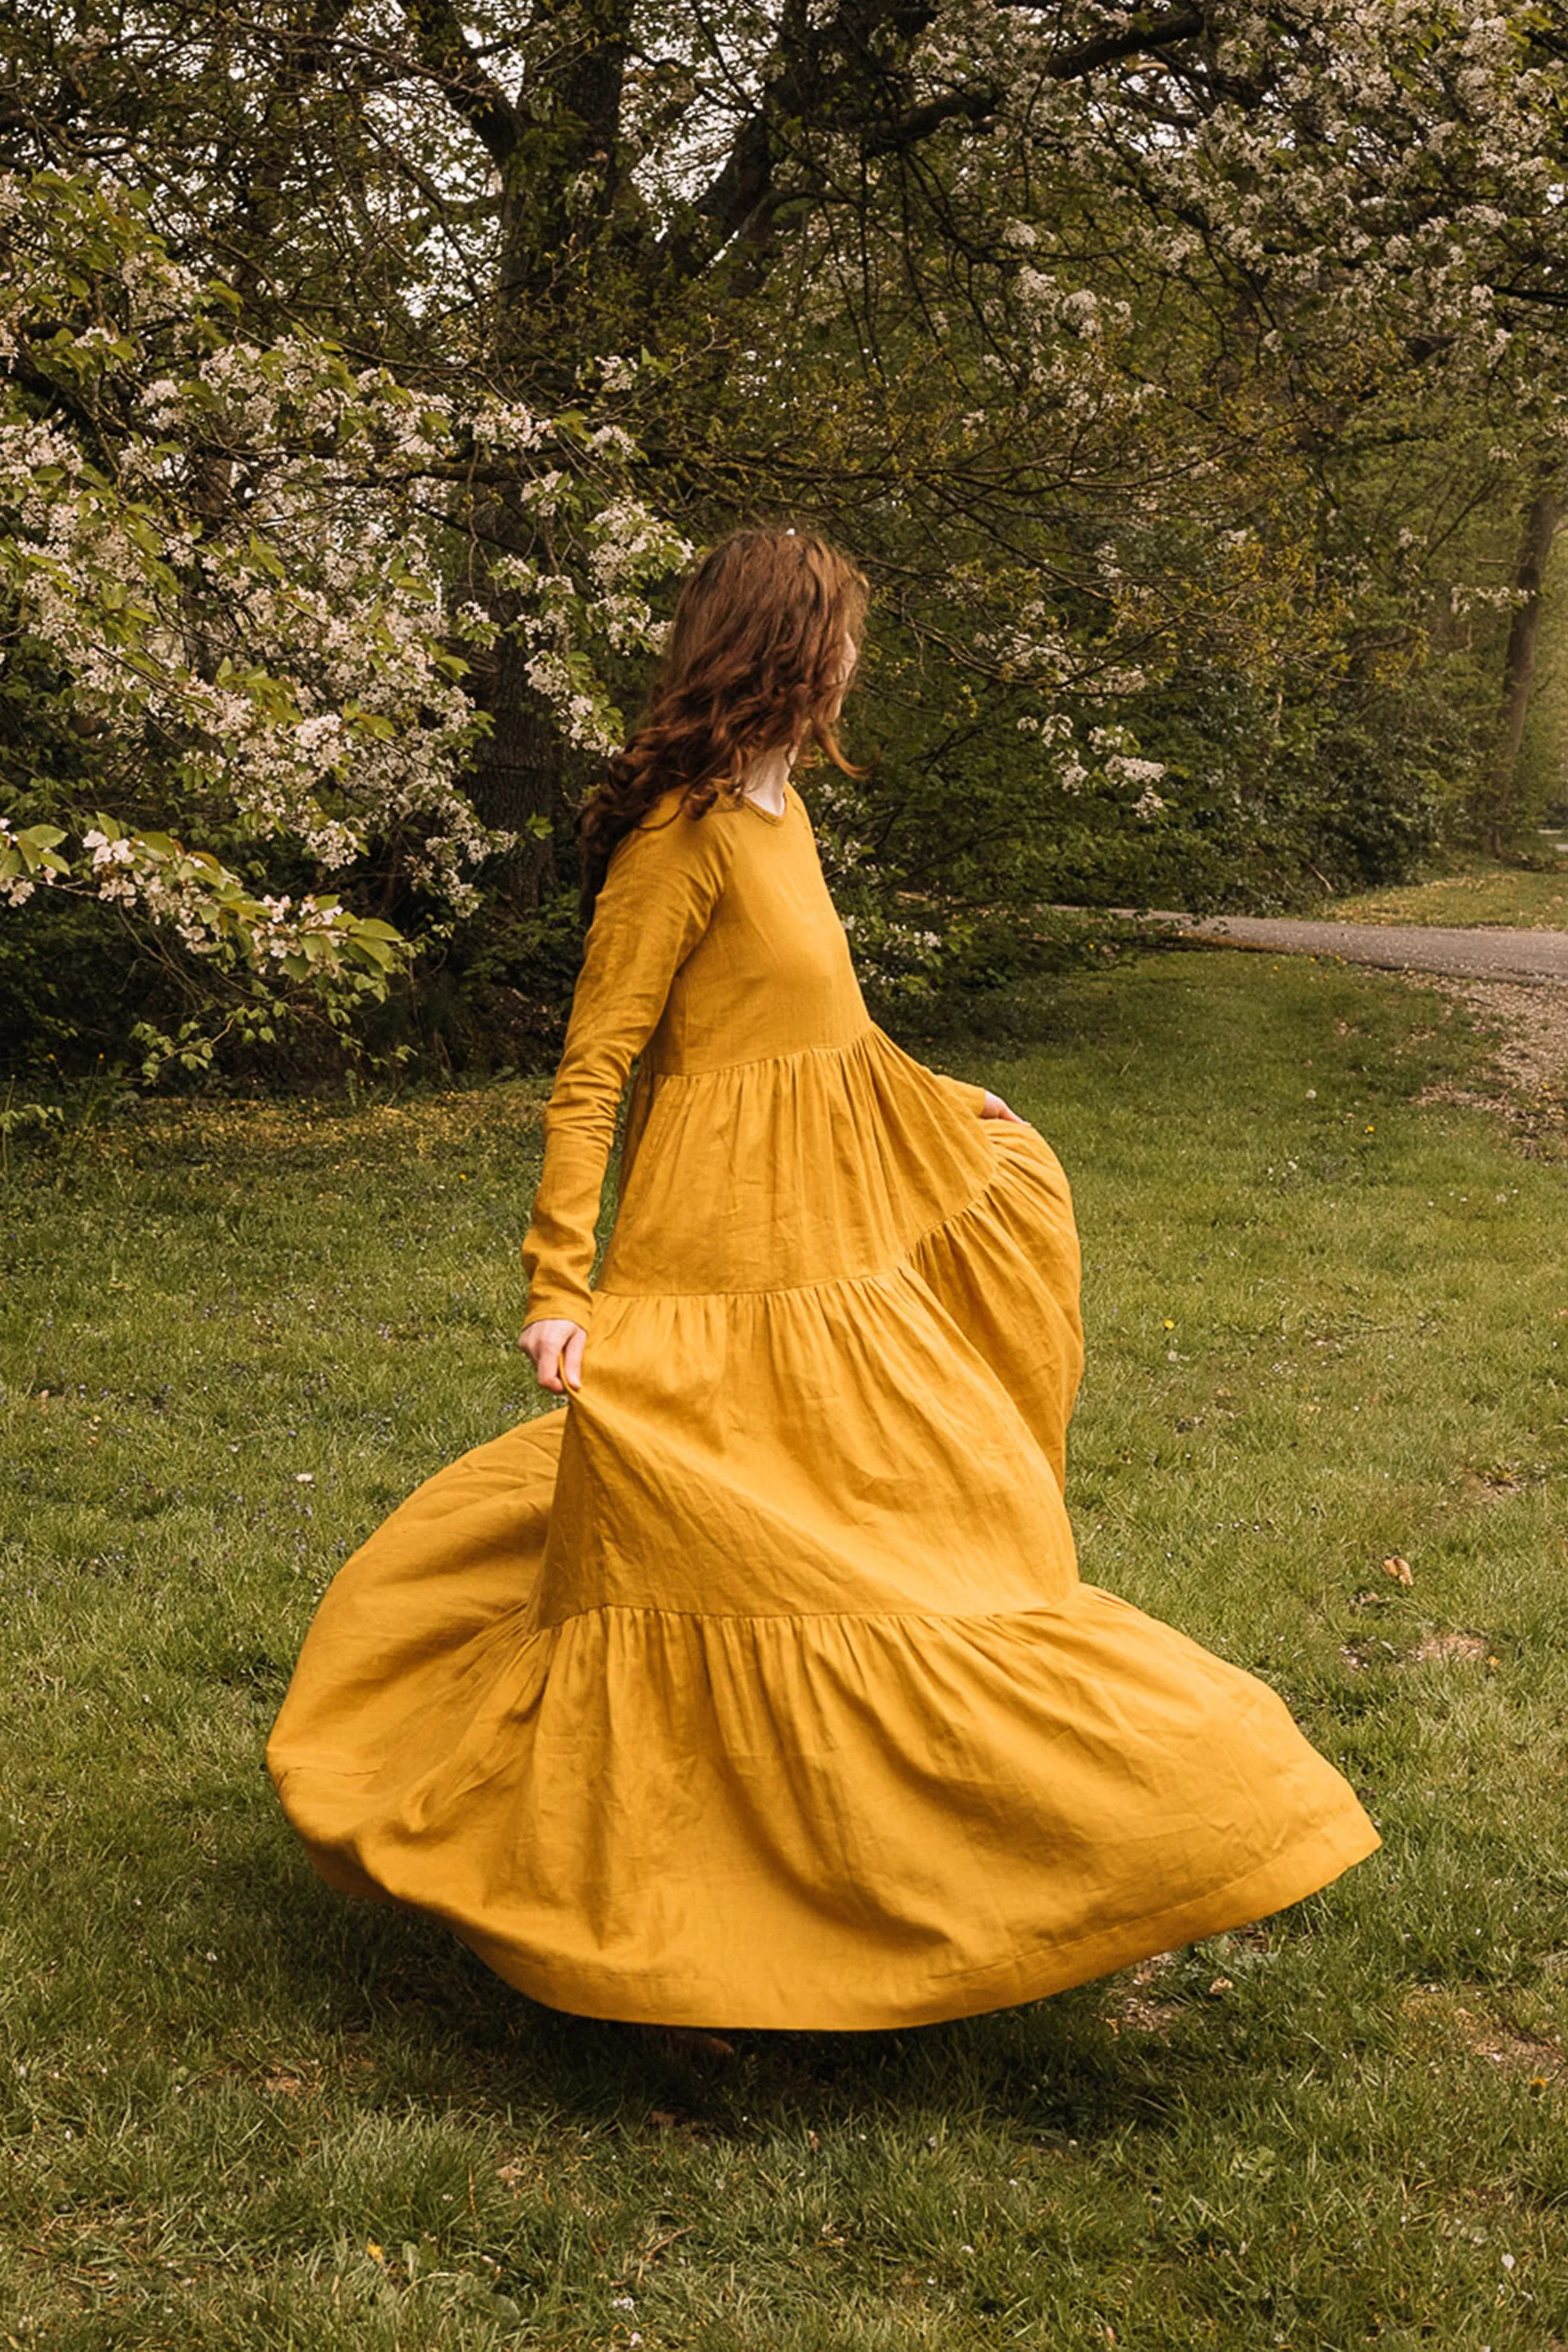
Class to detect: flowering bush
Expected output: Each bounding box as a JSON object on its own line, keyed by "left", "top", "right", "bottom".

{"left": 0, "top": 170, "right": 687, "bottom": 1078}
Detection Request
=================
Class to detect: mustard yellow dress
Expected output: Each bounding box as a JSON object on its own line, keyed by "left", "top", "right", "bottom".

{"left": 267, "top": 779, "right": 1380, "bottom": 2030}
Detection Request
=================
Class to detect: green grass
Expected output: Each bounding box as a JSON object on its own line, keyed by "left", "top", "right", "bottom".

{"left": 2, "top": 949, "right": 1566, "bottom": 2350}
{"left": 1327, "top": 854, "right": 1568, "bottom": 931}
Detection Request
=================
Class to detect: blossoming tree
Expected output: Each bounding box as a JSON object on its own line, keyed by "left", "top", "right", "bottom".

{"left": 0, "top": 172, "right": 688, "bottom": 1075}
{"left": 3, "top": 2, "right": 1568, "bottom": 1073}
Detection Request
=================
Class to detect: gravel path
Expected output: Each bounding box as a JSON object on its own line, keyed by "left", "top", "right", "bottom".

{"left": 1112, "top": 909, "right": 1568, "bottom": 985}
{"left": 1067, "top": 904, "right": 1568, "bottom": 1151}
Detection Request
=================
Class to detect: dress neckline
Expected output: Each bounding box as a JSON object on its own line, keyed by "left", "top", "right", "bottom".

{"left": 740, "top": 782, "right": 793, "bottom": 826}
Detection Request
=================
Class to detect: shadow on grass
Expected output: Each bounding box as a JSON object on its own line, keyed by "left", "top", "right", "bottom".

{"left": 233, "top": 1815, "right": 1302, "bottom": 2161}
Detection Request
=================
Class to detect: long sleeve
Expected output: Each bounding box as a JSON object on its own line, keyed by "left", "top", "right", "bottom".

{"left": 931, "top": 1071, "right": 989, "bottom": 1116}
{"left": 521, "top": 801, "right": 736, "bottom": 1332}
{"left": 866, "top": 1017, "right": 988, "bottom": 1119}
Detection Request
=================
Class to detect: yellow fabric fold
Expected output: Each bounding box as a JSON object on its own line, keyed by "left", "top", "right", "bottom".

{"left": 934, "top": 1070, "right": 989, "bottom": 1116}
{"left": 268, "top": 773, "right": 1381, "bottom": 2034}
{"left": 521, "top": 795, "right": 737, "bottom": 1331}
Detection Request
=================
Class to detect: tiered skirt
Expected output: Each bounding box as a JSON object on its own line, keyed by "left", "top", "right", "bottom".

{"left": 267, "top": 1025, "right": 1380, "bottom": 2027}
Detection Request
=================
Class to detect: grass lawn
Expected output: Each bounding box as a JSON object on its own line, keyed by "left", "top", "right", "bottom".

{"left": 1327, "top": 854, "right": 1568, "bottom": 931}
{"left": 2, "top": 948, "right": 1566, "bottom": 2350}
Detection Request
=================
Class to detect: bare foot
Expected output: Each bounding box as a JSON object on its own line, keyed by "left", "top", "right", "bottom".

{"left": 641, "top": 2022, "right": 737, "bottom": 2060}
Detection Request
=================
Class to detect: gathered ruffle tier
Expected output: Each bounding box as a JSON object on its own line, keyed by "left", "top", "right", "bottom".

{"left": 608, "top": 1018, "right": 1006, "bottom": 1294}
{"left": 267, "top": 1076, "right": 1380, "bottom": 2030}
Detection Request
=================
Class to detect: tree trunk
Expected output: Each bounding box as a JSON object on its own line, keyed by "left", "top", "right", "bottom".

{"left": 461, "top": 403, "right": 564, "bottom": 907}
{"left": 457, "top": 0, "right": 634, "bottom": 912}
{"left": 1483, "top": 476, "right": 1563, "bottom": 855}
{"left": 466, "top": 492, "right": 564, "bottom": 912}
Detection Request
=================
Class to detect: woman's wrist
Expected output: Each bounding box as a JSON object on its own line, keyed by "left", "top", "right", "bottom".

{"left": 521, "top": 1293, "right": 593, "bottom": 1336}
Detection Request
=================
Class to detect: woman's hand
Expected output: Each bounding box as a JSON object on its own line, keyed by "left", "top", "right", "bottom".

{"left": 981, "top": 1089, "right": 1028, "bottom": 1123}
{"left": 520, "top": 1317, "right": 586, "bottom": 1396}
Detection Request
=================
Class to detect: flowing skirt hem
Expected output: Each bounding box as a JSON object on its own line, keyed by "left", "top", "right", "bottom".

{"left": 412, "top": 1807, "right": 1383, "bottom": 2033}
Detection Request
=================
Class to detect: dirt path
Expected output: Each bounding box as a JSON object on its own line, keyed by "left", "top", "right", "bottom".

{"left": 1404, "top": 976, "right": 1568, "bottom": 1160}
{"left": 1082, "top": 906, "right": 1568, "bottom": 1156}
{"left": 1116, "top": 909, "right": 1568, "bottom": 985}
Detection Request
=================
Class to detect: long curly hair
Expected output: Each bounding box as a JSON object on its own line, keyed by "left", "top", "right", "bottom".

{"left": 575, "top": 525, "right": 869, "bottom": 922}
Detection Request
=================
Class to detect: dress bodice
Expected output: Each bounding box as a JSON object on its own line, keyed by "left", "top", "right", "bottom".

{"left": 520, "top": 780, "right": 992, "bottom": 1327}
{"left": 638, "top": 786, "right": 869, "bottom": 1075}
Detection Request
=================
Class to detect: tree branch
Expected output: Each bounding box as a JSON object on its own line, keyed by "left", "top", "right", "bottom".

{"left": 397, "top": 0, "right": 519, "bottom": 169}
{"left": 863, "top": 85, "right": 1004, "bottom": 154}
{"left": 677, "top": 1, "right": 1209, "bottom": 280}
{"left": 1025, "top": 5, "right": 1207, "bottom": 77}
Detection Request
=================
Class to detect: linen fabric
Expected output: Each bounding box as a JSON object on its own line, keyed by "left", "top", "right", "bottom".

{"left": 267, "top": 779, "right": 1380, "bottom": 2030}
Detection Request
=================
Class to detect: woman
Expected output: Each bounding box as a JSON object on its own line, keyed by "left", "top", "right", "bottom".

{"left": 267, "top": 526, "right": 1380, "bottom": 2032}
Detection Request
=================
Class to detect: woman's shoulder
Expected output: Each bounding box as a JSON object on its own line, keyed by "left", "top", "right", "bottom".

{"left": 640, "top": 779, "right": 739, "bottom": 826}
{"left": 609, "top": 782, "right": 739, "bottom": 880}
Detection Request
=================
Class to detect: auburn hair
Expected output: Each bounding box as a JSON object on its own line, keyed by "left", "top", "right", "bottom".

{"left": 574, "top": 525, "right": 869, "bottom": 921}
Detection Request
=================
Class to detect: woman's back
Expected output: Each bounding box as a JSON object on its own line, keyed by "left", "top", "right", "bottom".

{"left": 594, "top": 779, "right": 1000, "bottom": 1301}
{"left": 266, "top": 524, "right": 1381, "bottom": 2035}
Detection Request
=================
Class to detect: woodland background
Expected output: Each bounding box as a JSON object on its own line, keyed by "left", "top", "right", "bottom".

{"left": 6, "top": 27, "right": 1568, "bottom": 2336}
{"left": 3, "top": 0, "right": 1568, "bottom": 1091}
